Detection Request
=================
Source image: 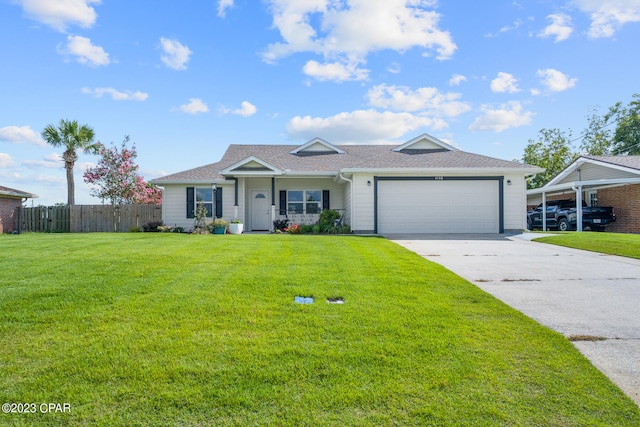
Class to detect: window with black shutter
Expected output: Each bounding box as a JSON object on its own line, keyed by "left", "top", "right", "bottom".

{"left": 279, "top": 190, "right": 287, "bottom": 215}
{"left": 186, "top": 187, "right": 195, "bottom": 218}
{"left": 322, "top": 190, "right": 330, "bottom": 210}
{"left": 215, "top": 188, "right": 223, "bottom": 218}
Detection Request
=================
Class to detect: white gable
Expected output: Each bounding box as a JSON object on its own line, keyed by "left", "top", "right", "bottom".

{"left": 547, "top": 156, "right": 640, "bottom": 187}
{"left": 289, "top": 137, "right": 345, "bottom": 154}
{"left": 221, "top": 156, "right": 283, "bottom": 176}
{"left": 393, "top": 133, "right": 457, "bottom": 152}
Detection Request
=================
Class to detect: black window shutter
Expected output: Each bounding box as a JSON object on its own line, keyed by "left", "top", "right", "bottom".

{"left": 279, "top": 191, "right": 287, "bottom": 215}
{"left": 186, "top": 187, "right": 194, "bottom": 218}
{"left": 215, "top": 187, "right": 223, "bottom": 218}
{"left": 322, "top": 190, "right": 330, "bottom": 210}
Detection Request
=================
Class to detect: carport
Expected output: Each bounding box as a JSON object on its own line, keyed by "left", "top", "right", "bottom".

{"left": 527, "top": 155, "right": 640, "bottom": 232}
{"left": 527, "top": 178, "right": 640, "bottom": 231}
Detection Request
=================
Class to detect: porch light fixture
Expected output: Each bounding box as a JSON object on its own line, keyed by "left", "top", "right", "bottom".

{"left": 367, "top": 180, "right": 371, "bottom": 187}
{"left": 507, "top": 180, "right": 512, "bottom": 186}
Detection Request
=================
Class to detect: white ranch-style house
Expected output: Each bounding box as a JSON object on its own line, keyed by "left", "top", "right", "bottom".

{"left": 151, "top": 134, "right": 542, "bottom": 234}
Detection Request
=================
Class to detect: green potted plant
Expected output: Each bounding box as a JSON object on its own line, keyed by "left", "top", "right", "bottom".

{"left": 229, "top": 219, "right": 243, "bottom": 234}
{"left": 209, "top": 218, "right": 228, "bottom": 234}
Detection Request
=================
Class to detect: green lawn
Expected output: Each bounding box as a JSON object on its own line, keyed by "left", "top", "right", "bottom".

{"left": 534, "top": 232, "right": 640, "bottom": 259}
{"left": 1, "top": 234, "right": 639, "bottom": 426}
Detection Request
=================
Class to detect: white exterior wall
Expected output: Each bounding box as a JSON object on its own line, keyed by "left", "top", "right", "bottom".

{"left": 274, "top": 177, "right": 344, "bottom": 210}
{"left": 160, "top": 183, "right": 234, "bottom": 231}
{"left": 342, "top": 179, "right": 352, "bottom": 226}
{"left": 161, "top": 184, "right": 191, "bottom": 230}
{"left": 161, "top": 171, "right": 530, "bottom": 234}
{"left": 560, "top": 163, "right": 638, "bottom": 183}
{"left": 503, "top": 173, "right": 528, "bottom": 231}
{"left": 352, "top": 172, "right": 530, "bottom": 234}
{"left": 352, "top": 174, "right": 375, "bottom": 233}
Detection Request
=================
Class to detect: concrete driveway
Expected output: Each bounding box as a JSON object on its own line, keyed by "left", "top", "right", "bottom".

{"left": 386, "top": 232, "right": 640, "bottom": 406}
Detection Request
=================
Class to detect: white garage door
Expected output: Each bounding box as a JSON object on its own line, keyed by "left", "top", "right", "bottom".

{"left": 378, "top": 179, "right": 499, "bottom": 233}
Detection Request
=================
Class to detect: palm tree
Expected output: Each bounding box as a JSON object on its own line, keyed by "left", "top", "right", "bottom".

{"left": 41, "top": 119, "right": 100, "bottom": 206}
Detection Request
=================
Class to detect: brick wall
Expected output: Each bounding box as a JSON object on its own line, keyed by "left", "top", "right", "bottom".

{"left": 527, "top": 187, "right": 640, "bottom": 233}
{"left": 597, "top": 184, "right": 640, "bottom": 233}
{"left": 0, "top": 197, "right": 22, "bottom": 233}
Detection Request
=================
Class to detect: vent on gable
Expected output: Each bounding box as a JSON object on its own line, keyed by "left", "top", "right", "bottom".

{"left": 289, "top": 137, "right": 345, "bottom": 155}
{"left": 399, "top": 148, "right": 450, "bottom": 155}
{"left": 232, "top": 160, "right": 272, "bottom": 171}
{"left": 221, "top": 156, "right": 283, "bottom": 176}
{"left": 393, "top": 133, "right": 457, "bottom": 152}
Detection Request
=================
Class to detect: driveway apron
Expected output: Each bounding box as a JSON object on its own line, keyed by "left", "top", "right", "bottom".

{"left": 387, "top": 232, "right": 640, "bottom": 406}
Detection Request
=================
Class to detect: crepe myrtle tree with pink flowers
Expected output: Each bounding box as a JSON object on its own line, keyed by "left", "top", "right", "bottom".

{"left": 83, "top": 136, "right": 162, "bottom": 206}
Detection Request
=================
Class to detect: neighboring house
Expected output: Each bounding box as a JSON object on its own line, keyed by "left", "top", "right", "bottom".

{"left": 151, "top": 134, "right": 542, "bottom": 234}
{"left": 0, "top": 185, "right": 37, "bottom": 233}
{"left": 527, "top": 155, "right": 640, "bottom": 233}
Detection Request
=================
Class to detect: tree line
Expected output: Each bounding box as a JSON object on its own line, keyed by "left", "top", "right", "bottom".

{"left": 522, "top": 94, "right": 640, "bottom": 189}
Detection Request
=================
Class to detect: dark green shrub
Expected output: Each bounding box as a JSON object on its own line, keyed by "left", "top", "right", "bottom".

{"left": 319, "top": 209, "right": 341, "bottom": 227}
{"left": 273, "top": 219, "right": 289, "bottom": 232}
{"left": 143, "top": 221, "right": 163, "bottom": 232}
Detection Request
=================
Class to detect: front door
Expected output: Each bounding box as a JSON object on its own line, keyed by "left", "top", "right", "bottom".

{"left": 251, "top": 190, "right": 270, "bottom": 231}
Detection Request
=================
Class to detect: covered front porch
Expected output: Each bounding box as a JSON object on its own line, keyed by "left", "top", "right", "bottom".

{"left": 223, "top": 175, "right": 349, "bottom": 232}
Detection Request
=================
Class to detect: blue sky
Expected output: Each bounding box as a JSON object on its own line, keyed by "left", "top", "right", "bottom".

{"left": 1, "top": 0, "right": 639, "bottom": 205}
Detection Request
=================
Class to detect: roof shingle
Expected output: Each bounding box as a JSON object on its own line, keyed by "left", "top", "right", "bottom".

{"left": 151, "top": 143, "right": 539, "bottom": 183}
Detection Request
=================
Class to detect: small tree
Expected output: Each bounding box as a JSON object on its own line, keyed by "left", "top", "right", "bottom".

{"left": 83, "top": 136, "right": 162, "bottom": 205}
{"left": 131, "top": 176, "right": 163, "bottom": 205}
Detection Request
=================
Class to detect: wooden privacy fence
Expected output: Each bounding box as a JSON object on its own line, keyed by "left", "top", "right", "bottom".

{"left": 17, "top": 205, "right": 162, "bottom": 233}
{"left": 16, "top": 205, "right": 71, "bottom": 233}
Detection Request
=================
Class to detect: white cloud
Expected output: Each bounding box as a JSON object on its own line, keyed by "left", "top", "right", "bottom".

{"left": 22, "top": 153, "right": 63, "bottom": 169}
{"left": 0, "top": 153, "right": 16, "bottom": 168}
{"left": 537, "top": 68, "right": 577, "bottom": 92}
{"left": 179, "top": 98, "right": 209, "bottom": 114}
{"left": 263, "top": 0, "right": 456, "bottom": 82}
{"left": 217, "top": 0, "right": 234, "bottom": 17}
{"left": 16, "top": 0, "right": 100, "bottom": 32}
{"left": 469, "top": 101, "right": 534, "bottom": 132}
{"left": 387, "top": 62, "right": 401, "bottom": 74}
{"left": 485, "top": 19, "right": 523, "bottom": 37}
{"left": 286, "top": 109, "right": 443, "bottom": 144}
{"left": 232, "top": 101, "right": 257, "bottom": 117}
{"left": 0, "top": 125, "right": 46, "bottom": 146}
{"left": 538, "top": 13, "right": 573, "bottom": 42}
{"left": 62, "top": 35, "right": 109, "bottom": 67}
{"left": 574, "top": 0, "right": 640, "bottom": 38}
{"left": 303, "top": 60, "right": 369, "bottom": 82}
{"left": 449, "top": 73, "right": 467, "bottom": 86}
{"left": 366, "top": 84, "right": 471, "bottom": 117}
{"left": 81, "top": 87, "right": 149, "bottom": 101}
{"left": 490, "top": 72, "right": 520, "bottom": 93}
{"left": 160, "top": 37, "right": 192, "bottom": 70}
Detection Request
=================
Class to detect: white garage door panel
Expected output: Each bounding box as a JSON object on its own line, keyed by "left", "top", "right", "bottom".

{"left": 378, "top": 180, "right": 498, "bottom": 233}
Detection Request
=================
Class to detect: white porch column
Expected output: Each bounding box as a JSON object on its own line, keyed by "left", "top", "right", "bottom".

{"left": 542, "top": 192, "right": 547, "bottom": 231}
{"left": 575, "top": 185, "right": 583, "bottom": 232}
{"left": 270, "top": 205, "right": 275, "bottom": 232}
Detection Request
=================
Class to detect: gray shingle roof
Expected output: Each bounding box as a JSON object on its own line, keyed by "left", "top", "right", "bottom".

{"left": 152, "top": 143, "right": 539, "bottom": 183}
{"left": 582, "top": 155, "right": 640, "bottom": 171}
{"left": 0, "top": 185, "right": 37, "bottom": 198}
